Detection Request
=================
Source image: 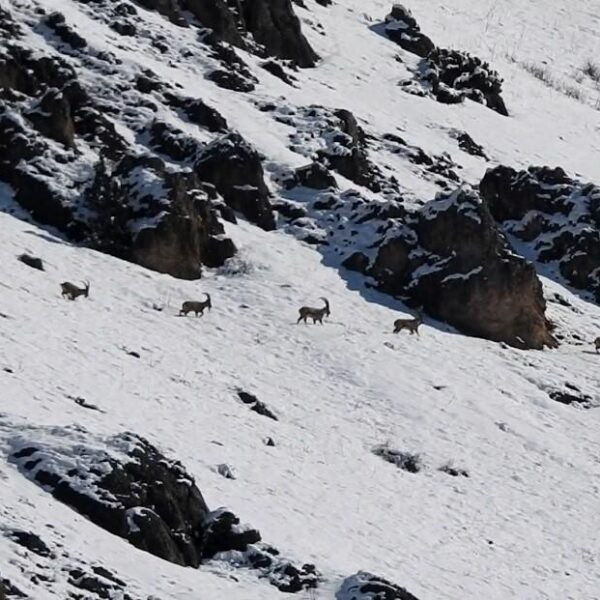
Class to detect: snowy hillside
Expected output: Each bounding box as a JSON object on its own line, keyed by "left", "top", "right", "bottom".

{"left": 1, "top": 0, "right": 600, "bottom": 599}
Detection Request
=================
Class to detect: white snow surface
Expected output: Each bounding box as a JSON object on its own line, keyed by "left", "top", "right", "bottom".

{"left": 1, "top": 0, "right": 600, "bottom": 599}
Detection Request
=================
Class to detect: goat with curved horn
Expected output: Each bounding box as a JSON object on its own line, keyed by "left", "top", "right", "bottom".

{"left": 179, "top": 293, "right": 212, "bottom": 317}
{"left": 297, "top": 297, "right": 330, "bottom": 324}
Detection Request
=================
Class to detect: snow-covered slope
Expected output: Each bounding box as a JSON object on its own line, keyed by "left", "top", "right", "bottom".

{"left": 2, "top": 0, "right": 600, "bottom": 599}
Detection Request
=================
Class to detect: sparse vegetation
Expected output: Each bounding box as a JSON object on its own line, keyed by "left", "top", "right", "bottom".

{"left": 583, "top": 59, "right": 600, "bottom": 84}
{"left": 373, "top": 443, "right": 422, "bottom": 473}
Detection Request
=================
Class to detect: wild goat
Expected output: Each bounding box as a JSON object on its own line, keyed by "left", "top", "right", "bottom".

{"left": 594, "top": 337, "right": 600, "bottom": 353}
{"left": 297, "top": 297, "right": 330, "bottom": 324}
{"left": 393, "top": 310, "right": 422, "bottom": 335}
{"left": 60, "top": 280, "right": 90, "bottom": 300}
{"left": 179, "top": 293, "right": 212, "bottom": 317}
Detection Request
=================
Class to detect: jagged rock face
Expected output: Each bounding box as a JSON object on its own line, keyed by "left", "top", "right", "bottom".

{"left": 139, "top": 0, "right": 318, "bottom": 67}
{"left": 0, "top": 32, "right": 240, "bottom": 280}
{"left": 86, "top": 155, "right": 235, "bottom": 279}
{"left": 241, "top": 0, "right": 319, "bottom": 67}
{"left": 9, "top": 429, "right": 261, "bottom": 568}
{"left": 195, "top": 133, "right": 276, "bottom": 230}
{"left": 368, "top": 188, "right": 556, "bottom": 349}
{"left": 480, "top": 165, "right": 600, "bottom": 302}
{"left": 413, "top": 189, "right": 555, "bottom": 349}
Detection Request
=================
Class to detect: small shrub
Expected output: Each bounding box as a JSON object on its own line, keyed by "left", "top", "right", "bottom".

{"left": 372, "top": 443, "right": 422, "bottom": 473}
{"left": 583, "top": 60, "right": 600, "bottom": 83}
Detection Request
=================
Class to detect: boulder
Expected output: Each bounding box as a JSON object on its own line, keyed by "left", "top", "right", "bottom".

{"left": 369, "top": 187, "right": 556, "bottom": 349}
{"left": 337, "top": 571, "right": 421, "bottom": 600}
{"left": 26, "top": 88, "right": 76, "bottom": 147}
{"left": 195, "top": 133, "right": 275, "bottom": 230}
{"left": 241, "top": 0, "right": 319, "bottom": 67}
{"left": 296, "top": 162, "right": 337, "bottom": 189}
{"left": 384, "top": 4, "right": 435, "bottom": 58}
{"left": 411, "top": 187, "right": 556, "bottom": 348}
{"left": 424, "top": 48, "right": 508, "bottom": 116}
{"left": 9, "top": 428, "right": 260, "bottom": 568}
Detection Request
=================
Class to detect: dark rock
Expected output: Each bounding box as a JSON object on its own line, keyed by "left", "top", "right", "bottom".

{"left": 207, "top": 68, "right": 256, "bottom": 92}
{"left": 149, "top": 120, "right": 201, "bottom": 161}
{"left": 237, "top": 390, "right": 259, "bottom": 405}
{"left": 318, "top": 109, "right": 379, "bottom": 191}
{"left": 457, "top": 132, "right": 488, "bottom": 159}
{"left": 10, "top": 430, "right": 216, "bottom": 567}
{"left": 410, "top": 188, "right": 555, "bottom": 349}
{"left": 342, "top": 251, "right": 370, "bottom": 274}
{"left": 135, "top": 74, "right": 162, "bottom": 94}
{"left": 73, "top": 106, "right": 128, "bottom": 160}
{"left": 261, "top": 59, "right": 295, "bottom": 85}
{"left": 0, "top": 579, "right": 26, "bottom": 599}
{"left": 84, "top": 155, "right": 235, "bottom": 279}
{"left": 264, "top": 437, "right": 275, "bottom": 447}
{"left": 45, "top": 12, "right": 87, "bottom": 49}
{"left": 164, "top": 93, "right": 228, "bottom": 132}
{"left": 549, "top": 390, "right": 592, "bottom": 407}
{"left": 424, "top": 48, "right": 508, "bottom": 116}
{"left": 251, "top": 401, "right": 278, "bottom": 420}
{"left": 195, "top": 133, "right": 275, "bottom": 230}
{"left": 240, "top": 0, "right": 319, "bottom": 67}
{"left": 480, "top": 165, "right": 600, "bottom": 302}
{"left": 338, "top": 571, "right": 421, "bottom": 600}
{"left": 26, "top": 88, "right": 76, "bottom": 147}
{"left": 273, "top": 201, "right": 306, "bottom": 220}
{"left": 111, "top": 20, "right": 137, "bottom": 36}
{"left": 18, "top": 253, "right": 44, "bottom": 271}
{"left": 5, "top": 530, "right": 52, "bottom": 557}
{"left": 296, "top": 162, "right": 337, "bottom": 189}
{"left": 384, "top": 4, "right": 435, "bottom": 58}
{"left": 134, "top": 0, "right": 188, "bottom": 27}
{"left": 373, "top": 444, "right": 422, "bottom": 473}
{"left": 202, "top": 509, "right": 261, "bottom": 558}
{"left": 68, "top": 568, "right": 124, "bottom": 599}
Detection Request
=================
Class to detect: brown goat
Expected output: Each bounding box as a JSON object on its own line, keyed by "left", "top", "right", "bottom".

{"left": 179, "top": 293, "right": 212, "bottom": 317}
{"left": 60, "top": 280, "right": 90, "bottom": 300}
{"left": 393, "top": 310, "right": 422, "bottom": 335}
{"left": 297, "top": 297, "right": 330, "bottom": 324}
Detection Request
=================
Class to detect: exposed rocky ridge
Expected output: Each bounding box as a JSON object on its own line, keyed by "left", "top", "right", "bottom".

{"left": 0, "top": 16, "right": 287, "bottom": 277}
{"left": 384, "top": 4, "right": 508, "bottom": 115}
{"left": 8, "top": 425, "right": 317, "bottom": 592}
{"left": 480, "top": 165, "right": 600, "bottom": 302}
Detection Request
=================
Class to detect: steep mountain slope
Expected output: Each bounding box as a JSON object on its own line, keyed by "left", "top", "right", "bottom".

{"left": 1, "top": 0, "right": 600, "bottom": 599}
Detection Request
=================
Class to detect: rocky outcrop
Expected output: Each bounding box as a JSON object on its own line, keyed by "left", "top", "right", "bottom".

{"left": 195, "top": 133, "right": 276, "bottom": 230}
{"left": 86, "top": 155, "right": 235, "bottom": 279}
{"left": 138, "top": 0, "right": 318, "bottom": 67}
{"left": 423, "top": 48, "right": 508, "bottom": 116}
{"left": 382, "top": 5, "right": 508, "bottom": 115}
{"left": 384, "top": 4, "right": 434, "bottom": 58}
{"left": 9, "top": 428, "right": 260, "bottom": 567}
{"left": 369, "top": 187, "right": 556, "bottom": 349}
{"left": 337, "top": 571, "right": 421, "bottom": 600}
{"left": 9, "top": 425, "right": 319, "bottom": 593}
{"left": 26, "top": 88, "right": 76, "bottom": 148}
{"left": 480, "top": 165, "right": 600, "bottom": 302}
{"left": 241, "top": 0, "right": 319, "bottom": 67}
